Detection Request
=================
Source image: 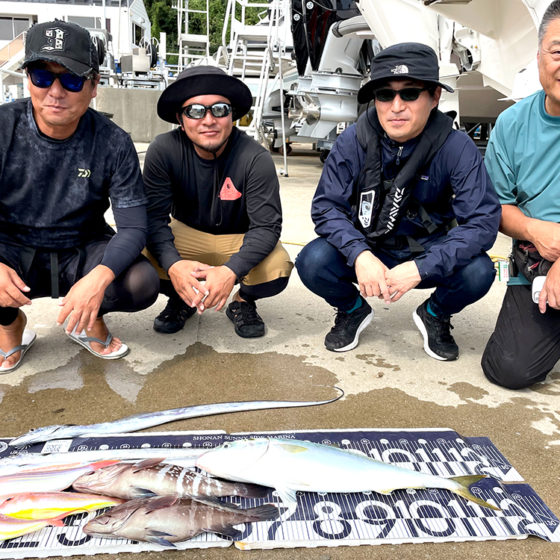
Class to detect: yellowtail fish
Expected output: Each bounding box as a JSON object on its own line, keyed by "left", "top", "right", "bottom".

{"left": 72, "top": 458, "right": 269, "bottom": 500}
{"left": 9, "top": 389, "right": 343, "bottom": 447}
{"left": 0, "top": 491, "right": 124, "bottom": 520}
{"left": 0, "top": 460, "right": 119, "bottom": 495}
{"left": 83, "top": 495, "right": 280, "bottom": 546}
{"left": 196, "top": 437, "right": 500, "bottom": 510}
{"left": 0, "top": 513, "right": 64, "bottom": 541}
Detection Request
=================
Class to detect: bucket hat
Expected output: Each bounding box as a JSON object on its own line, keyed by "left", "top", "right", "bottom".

{"left": 358, "top": 42, "right": 453, "bottom": 104}
{"left": 22, "top": 20, "right": 99, "bottom": 77}
{"left": 157, "top": 65, "right": 253, "bottom": 123}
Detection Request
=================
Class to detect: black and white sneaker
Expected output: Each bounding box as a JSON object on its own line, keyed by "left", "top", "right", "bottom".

{"left": 413, "top": 300, "right": 459, "bottom": 361}
{"left": 153, "top": 297, "right": 196, "bottom": 334}
{"left": 324, "top": 298, "right": 374, "bottom": 352}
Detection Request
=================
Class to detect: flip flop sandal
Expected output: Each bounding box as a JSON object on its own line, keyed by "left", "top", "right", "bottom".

{"left": 67, "top": 329, "right": 129, "bottom": 360}
{"left": 0, "top": 329, "right": 37, "bottom": 373}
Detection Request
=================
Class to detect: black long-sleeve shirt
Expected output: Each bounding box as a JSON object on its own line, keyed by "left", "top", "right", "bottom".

{"left": 143, "top": 127, "right": 282, "bottom": 278}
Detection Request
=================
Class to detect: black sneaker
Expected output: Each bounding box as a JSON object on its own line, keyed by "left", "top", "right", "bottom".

{"left": 324, "top": 298, "right": 374, "bottom": 352}
{"left": 226, "top": 301, "right": 265, "bottom": 338}
{"left": 153, "top": 297, "right": 196, "bottom": 334}
{"left": 413, "top": 300, "right": 459, "bottom": 361}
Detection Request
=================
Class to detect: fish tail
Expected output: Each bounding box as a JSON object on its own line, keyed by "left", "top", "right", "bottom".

{"left": 449, "top": 475, "right": 500, "bottom": 511}
{"left": 243, "top": 504, "right": 280, "bottom": 521}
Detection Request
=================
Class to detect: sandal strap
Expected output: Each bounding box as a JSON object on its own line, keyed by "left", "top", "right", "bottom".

{"left": 76, "top": 333, "right": 113, "bottom": 348}
{"left": 0, "top": 344, "right": 26, "bottom": 359}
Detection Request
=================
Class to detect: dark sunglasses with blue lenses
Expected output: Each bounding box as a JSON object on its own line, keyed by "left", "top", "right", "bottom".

{"left": 182, "top": 102, "right": 233, "bottom": 120}
{"left": 28, "top": 67, "right": 88, "bottom": 93}
{"left": 373, "top": 87, "right": 428, "bottom": 102}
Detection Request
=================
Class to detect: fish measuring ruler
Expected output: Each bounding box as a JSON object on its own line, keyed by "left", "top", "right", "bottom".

{"left": 0, "top": 428, "right": 557, "bottom": 557}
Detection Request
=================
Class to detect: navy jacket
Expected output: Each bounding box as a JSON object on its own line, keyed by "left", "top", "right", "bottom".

{"left": 311, "top": 117, "right": 501, "bottom": 282}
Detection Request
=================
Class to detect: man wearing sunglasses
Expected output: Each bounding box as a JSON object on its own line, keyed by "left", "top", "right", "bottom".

{"left": 296, "top": 42, "right": 500, "bottom": 361}
{"left": 143, "top": 66, "right": 293, "bottom": 338}
{"left": 0, "top": 21, "right": 159, "bottom": 371}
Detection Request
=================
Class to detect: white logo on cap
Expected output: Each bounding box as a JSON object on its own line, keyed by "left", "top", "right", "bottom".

{"left": 391, "top": 64, "right": 409, "bottom": 75}
{"left": 42, "top": 28, "right": 65, "bottom": 52}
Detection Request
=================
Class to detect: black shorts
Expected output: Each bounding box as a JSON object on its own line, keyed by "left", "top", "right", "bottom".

{"left": 0, "top": 238, "right": 112, "bottom": 299}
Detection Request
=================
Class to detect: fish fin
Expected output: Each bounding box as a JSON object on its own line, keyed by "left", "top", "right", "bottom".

{"left": 449, "top": 475, "right": 501, "bottom": 511}
{"left": 48, "top": 513, "right": 68, "bottom": 528}
{"left": 89, "top": 459, "right": 121, "bottom": 470}
{"left": 232, "top": 481, "right": 271, "bottom": 498}
{"left": 277, "top": 443, "right": 309, "bottom": 454}
{"left": 146, "top": 531, "right": 177, "bottom": 548}
{"left": 211, "top": 526, "right": 243, "bottom": 541}
{"left": 274, "top": 486, "right": 298, "bottom": 506}
{"left": 244, "top": 504, "right": 281, "bottom": 521}
{"left": 144, "top": 496, "right": 180, "bottom": 512}
{"left": 130, "top": 487, "right": 158, "bottom": 498}
{"left": 132, "top": 458, "right": 165, "bottom": 472}
{"left": 191, "top": 496, "right": 241, "bottom": 512}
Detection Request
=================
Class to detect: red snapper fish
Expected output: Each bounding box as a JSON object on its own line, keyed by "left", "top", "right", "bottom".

{"left": 83, "top": 495, "right": 280, "bottom": 546}
{"left": 72, "top": 458, "right": 269, "bottom": 500}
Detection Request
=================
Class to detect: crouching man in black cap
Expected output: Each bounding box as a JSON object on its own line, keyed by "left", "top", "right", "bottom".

{"left": 144, "top": 66, "right": 293, "bottom": 338}
{"left": 295, "top": 43, "right": 501, "bottom": 361}
{"left": 0, "top": 20, "right": 159, "bottom": 371}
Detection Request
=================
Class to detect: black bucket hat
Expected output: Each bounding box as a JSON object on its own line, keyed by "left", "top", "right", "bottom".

{"left": 157, "top": 65, "right": 253, "bottom": 123}
{"left": 22, "top": 20, "right": 99, "bottom": 77}
{"left": 358, "top": 42, "right": 454, "bottom": 104}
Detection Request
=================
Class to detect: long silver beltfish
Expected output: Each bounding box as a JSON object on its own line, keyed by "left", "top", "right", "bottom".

{"left": 9, "top": 389, "right": 343, "bottom": 447}
{"left": 83, "top": 495, "right": 280, "bottom": 546}
{"left": 72, "top": 457, "right": 269, "bottom": 500}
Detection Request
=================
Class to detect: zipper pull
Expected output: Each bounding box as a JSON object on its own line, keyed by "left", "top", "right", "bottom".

{"left": 396, "top": 145, "right": 404, "bottom": 166}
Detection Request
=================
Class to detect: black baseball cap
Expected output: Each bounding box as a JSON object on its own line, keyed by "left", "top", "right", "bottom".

{"left": 22, "top": 20, "right": 99, "bottom": 77}
{"left": 157, "top": 65, "right": 253, "bottom": 123}
{"left": 358, "top": 42, "right": 454, "bottom": 104}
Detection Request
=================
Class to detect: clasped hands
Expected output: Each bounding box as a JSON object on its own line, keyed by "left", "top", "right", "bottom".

{"left": 168, "top": 260, "right": 236, "bottom": 314}
{"left": 354, "top": 251, "right": 421, "bottom": 304}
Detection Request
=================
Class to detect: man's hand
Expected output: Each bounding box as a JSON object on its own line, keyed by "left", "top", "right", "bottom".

{"left": 191, "top": 265, "right": 237, "bottom": 312}
{"left": 57, "top": 265, "right": 115, "bottom": 334}
{"left": 354, "top": 251, "right": 391, "bottom": 302}
{"left": 527, "top": 220, "right": 560, "bottom": 262}
{"left": 0, "top": 263, "right": 31, "bottom": 308}
{"left": 538, "top": 259, "right": 560, "bottom": 312}
{"left": 168, "top": 260, "right": 211, "bottom": 312}
{"left": 384, "top": 261, "right": 422, "bottom": 302}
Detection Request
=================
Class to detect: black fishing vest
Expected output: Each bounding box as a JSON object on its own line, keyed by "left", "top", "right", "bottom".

{"left": 354, "top": 108, "right": 453, "bottom": 251}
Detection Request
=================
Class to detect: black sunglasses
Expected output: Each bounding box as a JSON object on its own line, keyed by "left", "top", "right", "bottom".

{"left": 373, "top": 87, "right": 428, "bottom": 103}
{"left": 181, "top": 102, "right": 233, "bottom": 120}
{"left": 28, "top": 67, "right": 89, "bottom": 93}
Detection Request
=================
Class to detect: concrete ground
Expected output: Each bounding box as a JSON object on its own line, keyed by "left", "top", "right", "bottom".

{"left": 0, "top": 144, "right": 558, "bottom": 560}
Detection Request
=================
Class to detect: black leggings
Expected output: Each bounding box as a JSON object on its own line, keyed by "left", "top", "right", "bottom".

{"left": 0, "top": 241, "right": 159, "bottom": 326}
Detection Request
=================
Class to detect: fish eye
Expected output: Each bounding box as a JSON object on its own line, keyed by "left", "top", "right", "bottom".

{"left": 222, "top": 443, "right": 231, "bottom": 448}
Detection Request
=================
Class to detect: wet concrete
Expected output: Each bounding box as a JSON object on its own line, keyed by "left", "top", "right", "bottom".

{"left": 0, "top": 145, "right": 558, "bottom": 559}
